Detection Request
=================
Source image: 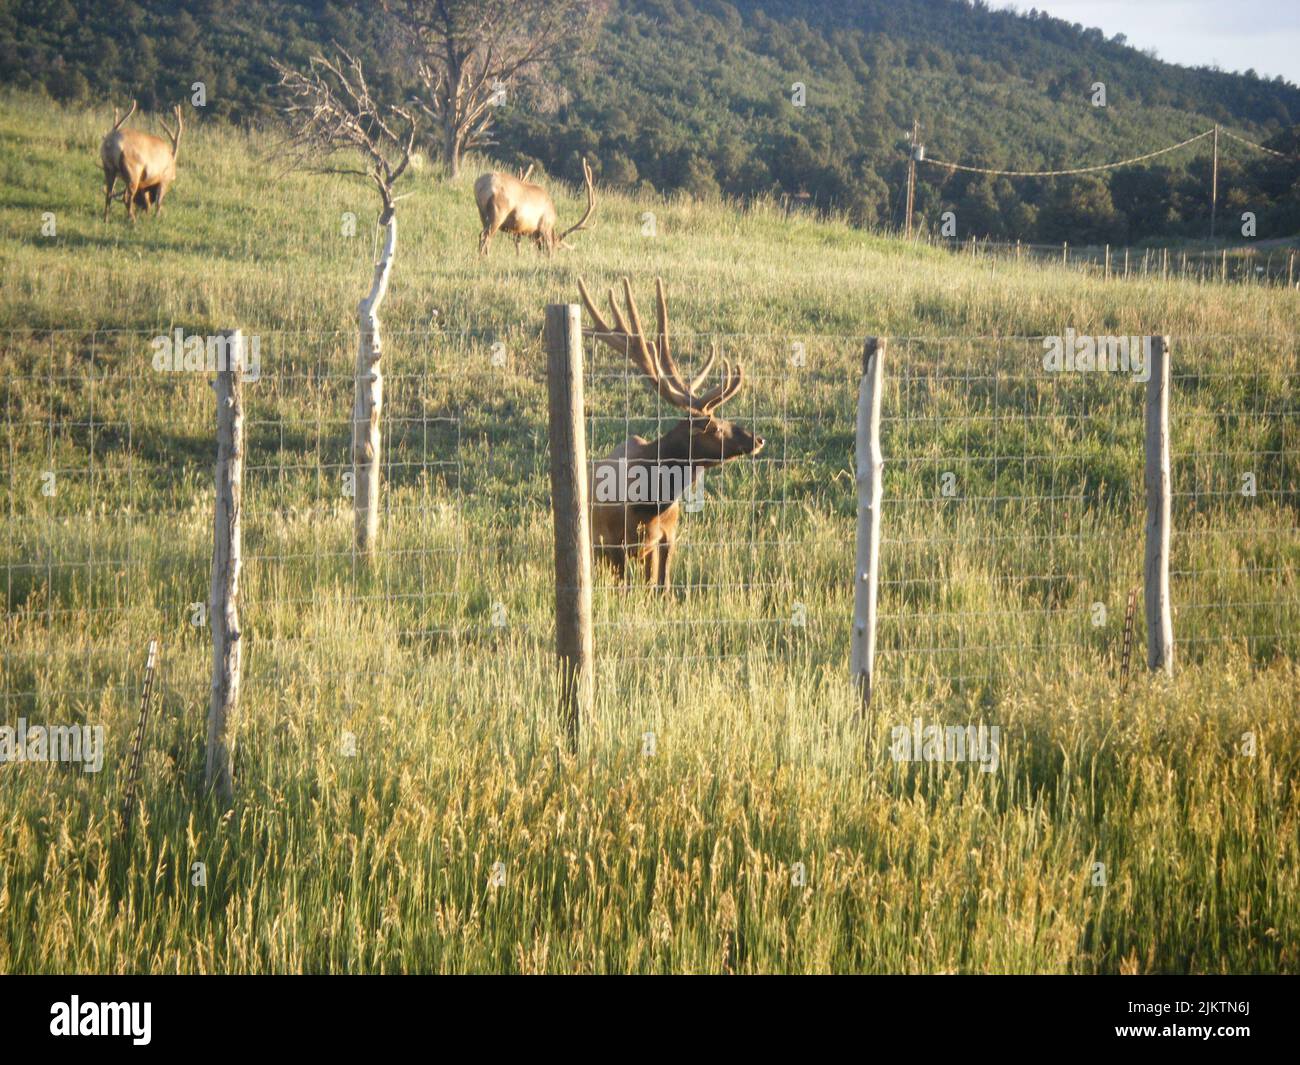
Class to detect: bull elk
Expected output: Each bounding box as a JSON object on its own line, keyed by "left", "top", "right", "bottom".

{"left": 579, "top": 277, "right": 765, "bottom": 591}
{"left": 100, "top": 101, "right": 184, "bottom": 223}
{"left": 475, "top": 158, "right": 595, "bottom": 256}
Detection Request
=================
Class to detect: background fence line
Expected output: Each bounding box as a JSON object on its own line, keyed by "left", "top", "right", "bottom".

{"left": 922, "top": 233, "right": 1298, "bottom": 287}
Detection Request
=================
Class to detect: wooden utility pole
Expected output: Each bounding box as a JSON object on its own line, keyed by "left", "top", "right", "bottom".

{"left": 852, "top": 338, "right": 885, "bottom": 716}
{"left": 544, "top": 304, "right": 593, "bottom": 754}
{"left": 904, "top": 119, "right": 919, "bottom": 239}
{"left": 1210, "top": 124, "right": 1219, "bottom": 241}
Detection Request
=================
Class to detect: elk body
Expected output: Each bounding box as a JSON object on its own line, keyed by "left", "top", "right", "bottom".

{"left": 100, "top": 101, "right": 183, "bottom": 222}
{"left": 475, "top": 159, "right": 595, "bottom": 256}
{"left": 579, "top": 277, "right": 765, "bottom": 591}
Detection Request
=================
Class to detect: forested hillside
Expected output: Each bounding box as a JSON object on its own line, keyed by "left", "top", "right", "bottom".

{"left": 3, "top": 0, "right": 1298, "bottom": 241}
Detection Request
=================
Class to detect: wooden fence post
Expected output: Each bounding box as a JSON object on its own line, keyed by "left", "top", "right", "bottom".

{"left": 1104, "top": 243, "right": 1110, "bottom": 280}
{"left": 1143, "top": 334, "right": 1173, "bottom": 676}
{"left": 207, "top": 329, "right": 244, "bottom": 802}
{"left": 353, "top": 216, "right": 396, "bottom": 554}
{"left": 852, "top": 338, "right": 886, "bottom": 715}
{"left": 545, "top": 304, "right": 593, "bottom": 753}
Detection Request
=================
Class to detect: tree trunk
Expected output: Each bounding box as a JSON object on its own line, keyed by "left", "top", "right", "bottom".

{"left": 442, "top": 122, "right": 462, "bottom": 180}
{"left": 354, "top": 214, "right": 395, "bottom": 554}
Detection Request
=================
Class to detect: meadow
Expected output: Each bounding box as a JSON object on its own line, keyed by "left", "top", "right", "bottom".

{"left": 0, "top": 95, "right": 1297, "bottom": 973}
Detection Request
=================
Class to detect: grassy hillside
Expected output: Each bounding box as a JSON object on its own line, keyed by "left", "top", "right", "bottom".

{"left": 5, "top": 0, "right": 1300, "bottom": 240}
{"left": 0, "top": 96, "right": 1297, "bottom": 973}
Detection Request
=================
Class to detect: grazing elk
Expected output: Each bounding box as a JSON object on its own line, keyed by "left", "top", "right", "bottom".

{"left": 475, "top": 158, "right": 595, "bottom": 256}
{"left": 100, "top": 101, "right": 183, "bottom": 222}
{"left": 579, "top": 277, "right": 765, "bottom": 591}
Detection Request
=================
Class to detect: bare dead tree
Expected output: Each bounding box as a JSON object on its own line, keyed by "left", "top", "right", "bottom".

{"left": 272, "top": 49, "right": 418, "bottom": 222}
{"left": 382, "top": 0, "right": 603, "bottom": 179}
{"left": 273, "top": 49, "right": 418, "bottom": 555}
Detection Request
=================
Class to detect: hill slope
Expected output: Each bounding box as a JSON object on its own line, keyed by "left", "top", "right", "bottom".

{"left": 3, "top": 0, "right": 1299, "bottom": 241}
{"left": 0, "top": 96, "right": 1297, "bottom": 973}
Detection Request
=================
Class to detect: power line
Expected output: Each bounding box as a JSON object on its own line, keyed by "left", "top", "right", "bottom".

{"left": 918, "top": 124, "right": 1297, "bottom": 179}
{"left": 919, "top": 128, "right": 1214, "bottom": 177}
{"left": 1219, "top": 126, "right": 1296, "bottom": 160}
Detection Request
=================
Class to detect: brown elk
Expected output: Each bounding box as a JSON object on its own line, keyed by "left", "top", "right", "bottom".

{"left": 100, "top": 101, "right": 184, "bottom": 223}
{"left": 475, "top": 158, "right": 595, "bottom": 256}
{"left": 579, "top": 277, "right": 765, "bottom": 591}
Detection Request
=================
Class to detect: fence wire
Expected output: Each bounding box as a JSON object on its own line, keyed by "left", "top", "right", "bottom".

{"left": 2, "top": 327, "right": 1296, "bottom": 750}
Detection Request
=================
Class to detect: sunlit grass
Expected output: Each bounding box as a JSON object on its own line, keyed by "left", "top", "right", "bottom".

{"left": 0, "top": 94, "right": 1297, "bottom": 973}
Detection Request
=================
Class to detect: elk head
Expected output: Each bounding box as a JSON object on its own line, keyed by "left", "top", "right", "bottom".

{"left": 160, "top": 104, "right": 184, "bottom": 163}
{"left": 579, "top": 276, "right": 764, "bottom": 468}
{"left": 579, "top": 276, "right": 764, "bottom": 591}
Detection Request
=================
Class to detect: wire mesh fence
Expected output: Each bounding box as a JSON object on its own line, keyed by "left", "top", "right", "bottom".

{"left": 2, "top": 326, "right": 1296, "bottom": 757}
{"left": 926, "top": 235, "right": 1299, "bottom": 287}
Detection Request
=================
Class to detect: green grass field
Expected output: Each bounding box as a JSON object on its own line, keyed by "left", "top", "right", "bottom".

{"left": 1, "top": 95, "right": 1297, "bottom": 973}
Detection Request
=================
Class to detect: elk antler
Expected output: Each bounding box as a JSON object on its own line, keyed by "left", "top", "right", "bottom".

{"left": 578, "top": 276, "right": 744, "bottom": 417}
{"left": 517, "top": 162, "right": 535, "bottom": 183}
{"left": 557, "top": 157, "right": 596, "bottom": 246}
{"left": 160, "top": 104, "right": 184, "bottom": 160}
{"left": 111, "top": 100, "right": 137, "bottom": 133}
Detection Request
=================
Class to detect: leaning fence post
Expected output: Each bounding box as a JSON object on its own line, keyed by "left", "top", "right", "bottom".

{"left": 1143, "top": 334, "right": 1173, "bottom": 676}
{"left": 207, "top": 329, "right": 244, "bottom": 802}
{"left": 852, "top": 338, "right": 885, "bottom": 715}
{"left": 545, "top": 304, "right": 593, "bottom": 753}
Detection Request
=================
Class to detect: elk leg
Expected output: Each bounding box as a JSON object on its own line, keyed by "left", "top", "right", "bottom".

{"left": 595, "top": 539, "right": 626, "bottom": 581}
{"left": 657, "top": 535, "right": 675, "bottom": 593}
{"left": 102, "top": 171, "right": 117, "bottom": 222}
{"left": 479, "top": 217, "right": 502, "bottom": 256}
{"left": 643, "top": 535, "right": 662, "bottom": 585}
{"left": 154, "top": 184, "right": 166, "bottom": 216}
{"left": 125, "top": 180, "right": 140, "bottom": 223}
{"left": 513, "top": 234, "right": 522, "bottom": 256}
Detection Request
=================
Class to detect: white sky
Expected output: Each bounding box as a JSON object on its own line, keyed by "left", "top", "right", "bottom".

{"left": 991, "top": 1, "right": 1300, "bottom": 85}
